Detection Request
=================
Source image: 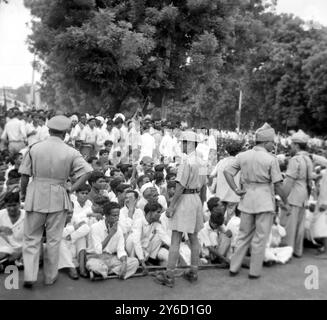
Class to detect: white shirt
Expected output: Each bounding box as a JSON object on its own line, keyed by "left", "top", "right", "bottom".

{"left": 0, "top": 209, "right": 25, "bottom": 249}
{"left": 25, "top": 122, "right": 39, "bottom": 146}
{"left": 62, "top": 221, "right": 90, "bottom": 243}
{"left": 130, "top": 214, "right": 170, "bottom": 260}
{"left": 140, "top": 132, "right": 155, "bottom": 159}
{"left": 71, "top": 198, "right": 93, "bottom": 224}
{"left": 97, "top": 129, "right": 116, "bottom": 148}
{"left": 80, "top": 125, "right": 99, "bottom": 144}
{"left": 226, "top": 216, "right": 241, "bottom": 249}
{"left": 119, "top": 206, "right": 144, "bottom": 235}
{"left": 1, "top": 118, "right": 27, "bottom": 142}
{"left": 36, "top": 125, "right": 49, "bottom": 142}
{"left": 211, "top": 156, "right": 240, "bottom": 203}
{"left": 87, "top": 220, "right": 127, "bottom": 259}
{"left": 198, "top": 221, "right": 224, "bottom": 257}
{"left": 159, "top": 133, "right": 175, "bottom": 159}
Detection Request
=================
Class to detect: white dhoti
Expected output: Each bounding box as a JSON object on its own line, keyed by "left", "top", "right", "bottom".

{"left": 126, "top": 233, "right": 169, "bottom": 262}
{"left": 264, "top": 246, "right": 293, "bottom": 264}
{"left": 58, "top": 237, "right": 87, "bottom": 269}
{"left": 86, "top": 253, "right": 139, "bottom": 279}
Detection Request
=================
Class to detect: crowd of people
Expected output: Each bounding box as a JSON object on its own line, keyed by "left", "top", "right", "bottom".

{"left": 0, "top": 106, "right": 326, "bottom": 289}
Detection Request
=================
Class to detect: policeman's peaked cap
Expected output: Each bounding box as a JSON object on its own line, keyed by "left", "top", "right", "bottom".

{"left": 47, "top": 115, "right": 72, "bottom": 132}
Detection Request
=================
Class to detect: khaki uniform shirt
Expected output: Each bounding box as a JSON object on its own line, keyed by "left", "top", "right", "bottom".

{"left": 286, "top": 151, "right": 313, "bottom": 207}
{"left": 225, "top": 146, "right": 282, "bottom": 214}
{"left": 19, "top": 136, "right": 93, "bottom": 213}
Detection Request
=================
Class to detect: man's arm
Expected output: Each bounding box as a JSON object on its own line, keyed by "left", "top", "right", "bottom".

{"left": 280, "top": 177, "right": 294, "bottom": 202}
{"left": 224, "top": 171, "right": 246, "bottom": 197}
{"left": 20, "top": 174, "right": 30, "bottom": 201}
{"left": 70, "top": 172, "right": 92, "bottom": 193}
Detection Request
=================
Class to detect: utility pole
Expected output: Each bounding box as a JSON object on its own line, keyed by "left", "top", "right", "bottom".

{"left": 30, "top": 53, "right": 36, "bottom": 108}
{"left": 237, "top": 89, "right": 243, "bottom": 133}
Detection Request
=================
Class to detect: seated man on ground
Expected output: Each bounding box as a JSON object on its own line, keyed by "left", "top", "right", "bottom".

{"left": 0, "top": 191, "right": 24, "bottom": 271}
{"left": 119, "top": 189, "right": 143, "bottom": 237}
{"left": 198, "top": 197, "right": 232, "bottom": 267}
{"left": 86, "top": 202, "right": 139, "bottom": 279}
{"left": 58, "top": 210, "right": 90, "bottom": 279}
{"left": 87, "top": 171, "right": 110, "bottom": 203}
{"left": 126, "top": 201, "right": 170, "bottom": 270}
{"left": 264, "top": 216, "right": 293, "bottom": 265}
{"left": 137, "top": 183, "right": 167, "bottom": 211}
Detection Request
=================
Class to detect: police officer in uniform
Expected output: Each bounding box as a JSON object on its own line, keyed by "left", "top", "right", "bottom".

{"left": 19, "top": 115, "right": 93, "bottom": 288}
{"left": 281, "top": 130, "right": 313, "bottom": 257}
{"left": 224, "top": 123, "right": 287, "bottom": 279}
{"left": 154, "top": 131, "right": 207, "bottom": 287}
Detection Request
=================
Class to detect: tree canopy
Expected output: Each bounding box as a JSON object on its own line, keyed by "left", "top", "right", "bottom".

{"left": 24, "top": 0, "right": 327, "bottom": 135}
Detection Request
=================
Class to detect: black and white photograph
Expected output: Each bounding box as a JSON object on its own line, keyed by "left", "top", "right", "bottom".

{"left": 0, "top": 0, "right": 326, "bottom": 303}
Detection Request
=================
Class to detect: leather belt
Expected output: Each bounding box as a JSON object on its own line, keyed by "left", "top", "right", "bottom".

{"left": 183, "top": 189, "right": 200, "bottom": 194}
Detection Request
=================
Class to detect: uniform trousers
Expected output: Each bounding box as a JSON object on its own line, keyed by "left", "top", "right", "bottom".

{"left": 280, "top": 205, "right": 305, "bottom": 256}
{"left": 230, "top": 212, "right": 273, "bottom": 277}
{"left": 23, "top": 211, "right": 67, "bottom": 283}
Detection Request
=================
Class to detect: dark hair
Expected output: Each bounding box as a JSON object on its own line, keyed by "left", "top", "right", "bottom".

{"left": 155, "top": 164, "right": 165, "bottom": 172}
{"left": 76, "top": 184, "right": 91, "bottom": 193}
{"left": 210, "top": 209, "right": 224, "bottom": 225}
{"left": 103, "top": 201, "right": 120, "bottom": 216}
{"left": 87, "top": 156, "right": 98, "bottom": 164}
{"left": 110, "top": 168, "right": 121, "bottom": 177}
{"left": 8, "top": 168, "right": 21, "bottom": 180}
{"left": 137, "top": 175, "right": 149, "bottom": 188}
{"left": 116, "top": 184, "right": 131, "bottom": 194}
{"left": 99, "top": 149, "right": 109, "bottom": 156}
{"left": 145, "top": 170, "right": 155, "bottom": 181}
{"left": 167, "top": 181, "right": 176, "bottom": 189}
{"left": 88, "top": 171, "right": 105, "bottom": 186}
{"left": 226, "top": 141, "right": 243, "bottom": 156}
{"left": 144, "top": 201, "right": 162, "bottom": 214}
{"left": 93, "top": 195, "right": 110, "bottom": 206}
{"left": 125, "top": 189, "right": 139, "bottom": 200}
{"left": 166, "top": 172, "right": 176, "bottom": 181}
{"left": 154, "top": 171, "right": 164, "bottom": 185}
{"left": 297, "top": 143, "right": 307, "bottom": 151}
{"left": 114, "top": 117, "right": 123, "bottom": 125}
{"left": 110, "top": 178, "right": 122, "bottom": 193}
{"left": 4, "top": 191, "right": 20, "bottom": 204}
{"left": 104, "top": 140, "right": 114, "bottom": 146}
{"left": 207, "top": 197, "right": 222, "bottom": 212}
{"left": 10, "top": 152, "right": 22, "bottom": 165}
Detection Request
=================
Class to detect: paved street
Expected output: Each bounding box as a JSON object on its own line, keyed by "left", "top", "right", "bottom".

{"left": 1, "top": 249, "right": 326, "bottom": 300}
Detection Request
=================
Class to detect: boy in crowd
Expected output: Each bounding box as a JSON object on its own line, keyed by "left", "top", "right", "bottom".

{"left": 87, "top": 171, "right": 110, "bottom": 203}
{"left": 126, "top": 201, "right": 170, "bottom": 270}
{"left": 86, "top": 202, "right": 139, "bottom": 279}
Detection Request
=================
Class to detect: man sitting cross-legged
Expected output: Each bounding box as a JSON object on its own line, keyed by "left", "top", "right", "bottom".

{"left": 86, "top": 202, "right": 139, "bottom": 279}
{"left": 126, "top": 201, "right": 170, "bottom": 271}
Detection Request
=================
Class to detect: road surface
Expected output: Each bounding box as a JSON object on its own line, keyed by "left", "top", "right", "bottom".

{"left": 1, "top": 249, "right": 326, "bottom": 300}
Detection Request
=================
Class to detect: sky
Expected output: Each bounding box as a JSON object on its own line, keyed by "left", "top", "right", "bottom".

{"left": 0, "top": 0, "right": 327, "bottom": 89}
